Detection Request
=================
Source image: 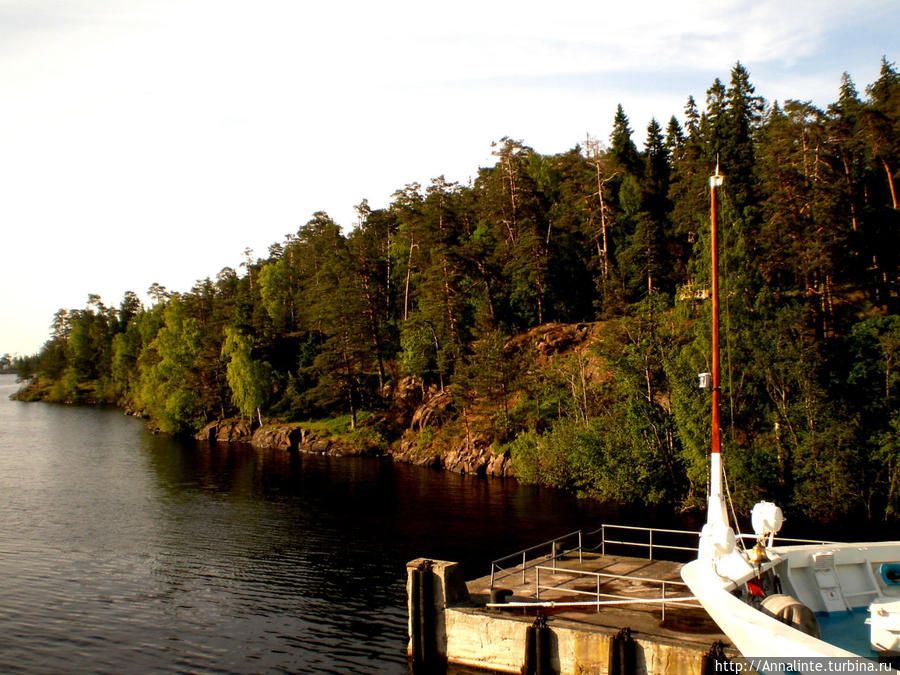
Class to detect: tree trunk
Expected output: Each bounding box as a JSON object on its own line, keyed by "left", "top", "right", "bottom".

{"left": 463, "top": 406, "right": 472, "bottom": 452}
{"left": 403, "top": 233, "right": 415, "bottom": 321}
{"left": 840, "top": 152, "right": 859, "bottom": 231}
{"left": 882, "top": 157, "right": 898, "bottom": 209}
{"left": 441, "top": 255, "right": 460, "bottom": 346}
{"left": 597, "top": 164, "right": 610, "bottom": 279}
{"left": 340, "top": 334, "right": 357, "bottom": 431}
{"left": 504, "top": 153, "right": 518, "bottom": 239}
{"left": 360, "top": 271, "right": 386, "bottom": 391}
{"left": 428, "top": 324, "right": 445, "bottom": 393}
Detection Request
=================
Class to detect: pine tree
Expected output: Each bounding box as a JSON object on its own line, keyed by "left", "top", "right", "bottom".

{"left": 723, "top": 62, "right": 764, "bottom": 212}
{"left": 347, "top": 203, "right": 392, "bottom": 393}
{"left": 477, "top": 138, "right": 548, "bottom": 328}
{"left": 865, "top": 57, "right": 900, "bottom": 209}
{"left": 296, "top": 213, "right": 376, "bottom": 429}
{"left": 643, "top": 118, "right": 671, "bottom": 215}
{"left": 582, "top": 136, "right": 620, "bottom": 297}
{"left": 828, "top": 72, "right": 865, "bottom": 233}
{"left": 701, "top": 78, "right": 727, "bottom": 162}
{"left": 539, "top": 148, "right": 597, "bottom": 321}
{"left": 664, "top": 116, "right": 684, "bottom": 157}
{"left": 609, "top": 104, "right": 641, "bottom": 176}
{"left": 756, "top": 100, "right": 846, "bottom": 337}
{"left": 669, "top": 97, "right": 711, "bottom": 294}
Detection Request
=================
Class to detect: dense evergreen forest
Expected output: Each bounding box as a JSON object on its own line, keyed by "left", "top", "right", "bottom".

{"left": 12, "top": 61, "right": 900, "bottom": 523}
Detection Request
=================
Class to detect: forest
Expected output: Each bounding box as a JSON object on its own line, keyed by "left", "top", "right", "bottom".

{"left": 12, "top": 61, "right": 900, "bottom": 524}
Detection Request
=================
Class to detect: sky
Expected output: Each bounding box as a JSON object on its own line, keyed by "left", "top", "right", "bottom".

{"left": 1, "top": 0, "right": 898, "bottom": 357}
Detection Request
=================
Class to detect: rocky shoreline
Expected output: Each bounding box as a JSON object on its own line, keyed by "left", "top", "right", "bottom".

{"left": 193, "top": 416, "right": 515, "bottom": 478}
{"left": 195, "top": 418, "right": 366, "bottom": 458}
{"left": 31, "top": 323, "right": 598, "bottom": 484}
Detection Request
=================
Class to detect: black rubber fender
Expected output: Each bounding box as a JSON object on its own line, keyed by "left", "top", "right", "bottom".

{"left": 760, "top": 594, "right": 820, "bottom": 638}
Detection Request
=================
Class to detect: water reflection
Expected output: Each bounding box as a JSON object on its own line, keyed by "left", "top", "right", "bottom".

{"left": 0, "top": 375, "right": 622, "bottom": 673}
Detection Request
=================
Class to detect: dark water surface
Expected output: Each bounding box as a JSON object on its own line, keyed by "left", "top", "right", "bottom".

{"left": 0, "top": 375, "right": 620, "bottom": 674}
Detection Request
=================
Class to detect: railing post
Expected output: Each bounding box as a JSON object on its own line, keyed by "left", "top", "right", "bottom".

{"left": 522, "top": 551, "right": 527, "bottom": 584}
{"left": 552, "top": 541, "right": 557, "bottom": 571}
{"left": 490, "top": 565, "right": 495, "bottom": 589}
{"left": 536, "top": 567, "right": 541, "bottom": 600}
{"left": 596, "top": 575, "right": 601, "bottom": 613}
{"left": 661, "top": 581, "right": 666, "bottom": 622}
{"left": 579, "top": 531, "right": 583, "bottom": 563}
{"left": 601, "top": 525, "right": 606, "bottom": 557}
{"left": 649, "top": 529, "right": 654, "bottom": 561}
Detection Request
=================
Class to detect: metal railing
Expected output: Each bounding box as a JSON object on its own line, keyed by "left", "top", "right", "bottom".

{"left": 735, "top": 533, "right": 842, "bottom": 546}
{"left": 588, "top": 525, "right": 839, "bottom": 559}
{"left": 490, "top": 530, "right": 584, "bottom": 588}
{"left": 489, "top": 524, "right": 701, "bottom": 589}
{"left": 534, "top": 564, "right": 699, "bottom": 621}
{"left": 591, "top": 524, "right": 700, "bottom": 560}
{"left": 488, "top": 522, "right": 844, "bottom": 593}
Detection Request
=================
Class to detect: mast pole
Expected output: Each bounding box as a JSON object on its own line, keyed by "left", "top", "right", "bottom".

{"left": 707, "top": 165, "right": 727, "bottom": 526}
{"left": 697, "top": 164, "right": 742, "bottom": 561}
{"left": 710, "top": 166, "right": 723, "bottom": 458}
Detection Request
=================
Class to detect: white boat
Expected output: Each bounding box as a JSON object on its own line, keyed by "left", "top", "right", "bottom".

{"left": 680, "top": 168, "right": 900, "bottom": 673}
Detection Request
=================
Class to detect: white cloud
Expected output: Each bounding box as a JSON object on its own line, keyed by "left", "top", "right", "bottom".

{"left": 0, "top": 0, "right": 897, "bottom": 355}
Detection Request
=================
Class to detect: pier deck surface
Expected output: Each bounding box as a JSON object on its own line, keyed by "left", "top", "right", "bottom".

{"left": 464, "top": 552, "right": 731, "bottom": 649}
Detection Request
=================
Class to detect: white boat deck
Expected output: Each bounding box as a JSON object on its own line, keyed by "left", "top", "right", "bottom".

{"left": 818, "top": 607, "right": 876, "bottom": 658}
{"left": 775, "top": 542, "right": 900, "bottom": 660}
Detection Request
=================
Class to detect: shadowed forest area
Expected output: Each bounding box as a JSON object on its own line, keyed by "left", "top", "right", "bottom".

{"left": 12, "top": 61, "right": 900, "bottom": 524}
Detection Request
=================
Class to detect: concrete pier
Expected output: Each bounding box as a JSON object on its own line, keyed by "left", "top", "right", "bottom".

{"left": 407, "top": 552, "right": 735, "bottom": 674}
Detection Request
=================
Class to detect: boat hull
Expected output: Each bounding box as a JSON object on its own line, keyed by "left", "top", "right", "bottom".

{"left": 682, "top": 541, "right": 900, "bottom": 672}
{"left": 682, "top": 557, "right": 863, "bottom": 671}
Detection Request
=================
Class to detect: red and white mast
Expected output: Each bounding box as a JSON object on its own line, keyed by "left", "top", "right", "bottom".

{"left": 707, "top": 164, "right": 727, "bottom": 528}
{"left": 699, "top": 164, "right": 738, "bottom": 561}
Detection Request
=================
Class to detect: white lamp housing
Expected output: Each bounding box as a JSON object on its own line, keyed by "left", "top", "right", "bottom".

{"left": 751, "top": 501, "right": 784, "bottom": 538}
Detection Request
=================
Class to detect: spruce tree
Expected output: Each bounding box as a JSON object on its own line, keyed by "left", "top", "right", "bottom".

{"left": 723, "top": 62, "right": 764, "bottom": 212}
{"left": 609, "top": 104, "right": 641, "bottom": 176}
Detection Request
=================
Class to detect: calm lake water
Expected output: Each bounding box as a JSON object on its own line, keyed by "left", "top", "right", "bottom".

{"left": 0, "top": 374, "right": 623, "bottom": 674}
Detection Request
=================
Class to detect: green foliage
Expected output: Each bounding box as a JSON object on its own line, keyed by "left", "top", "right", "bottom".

{"left": 458, "top": 329, "right": 520, "bottom": 440}
{"left": 876, "top": 415, "right": 900, "bottom": 517}
{"left": 47, "top": 367, "right": 79, "bottom": 403}
{"left": 508, "top": 412, "right": 673, "bottom": 504}
{"left": 506, "top": 425, "right": 574, "bottom": 491}
{"left": 110, "top": 321, "right": 142, "bottom": 400}
{"left": 258, "top": 260, "right": 293, "bottom": 332}
{"left": 222, "top": 327, "right": 271, "bottom": 422}
{"left": 11, "top": 353, "right": 39, "bottom": 379}
{"left": 14, "top": 58, "right": 900, "bottom": 524}
{"left": 134, "top": 299, "right": 206, "bottom": 433}
{"left": 400, "top": 321, "right": 434, "bottom": 382}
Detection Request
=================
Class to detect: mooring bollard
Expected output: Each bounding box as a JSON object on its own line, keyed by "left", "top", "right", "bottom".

{"left": 702, "top": 640, "right": 730, "bottom": 675}
{"left": 417, "top": 560, "right": 437, "bottom": 670}
{"left": 610, "top": 626, "right": 636, "bottom": 675}
{"left": 410, "top": 566, "right": 423, "bottom": 669}
{"left": 523, "top": 614, "right": 551, "bottom": 675}
{"left": 489, "top": 587, "right": 513, "bottom": 604}
{"left": 406, "top": 558, "right": 470, "bottom": 673}
{"left": 409, "top": 560, "right": 437, "bottom": 673}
